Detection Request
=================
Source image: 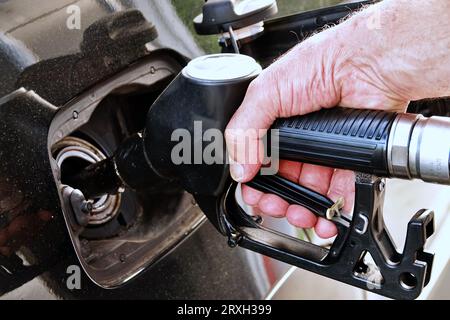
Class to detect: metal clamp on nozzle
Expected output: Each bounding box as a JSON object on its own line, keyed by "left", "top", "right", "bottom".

{"left": 326, "top": 197, "right": 345, "bottom": 220}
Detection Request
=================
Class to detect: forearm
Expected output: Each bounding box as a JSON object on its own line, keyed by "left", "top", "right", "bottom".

{"left": 334, "top": 0, "right": 450, "bottom": 101}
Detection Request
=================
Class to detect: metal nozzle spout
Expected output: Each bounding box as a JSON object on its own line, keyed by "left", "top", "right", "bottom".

{"left": 64, "top": 156, "right": 124, "bottom": 199}
{"left": 65, "top": 133, "right": 170, "bottom": 199}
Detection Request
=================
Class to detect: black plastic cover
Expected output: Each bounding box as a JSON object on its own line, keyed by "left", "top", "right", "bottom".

{"left": 144, "top": 74, "right": 254, "bottom": 197}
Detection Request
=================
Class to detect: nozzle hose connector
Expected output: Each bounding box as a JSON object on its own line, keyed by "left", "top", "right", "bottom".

{"left": 388, "top": 114, "right": 450, "bottom": 184}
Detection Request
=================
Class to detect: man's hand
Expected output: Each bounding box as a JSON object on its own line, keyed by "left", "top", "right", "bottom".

{"left": 225, "top": 0, "right": 450, "bottom": 238}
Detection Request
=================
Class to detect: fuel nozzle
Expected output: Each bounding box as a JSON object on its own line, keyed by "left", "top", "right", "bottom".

{"left": 67, "top": 53, "right": 450, "bottom": 201}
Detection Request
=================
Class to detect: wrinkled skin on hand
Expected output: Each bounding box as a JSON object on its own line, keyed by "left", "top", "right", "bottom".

{"left": 225, "top": 0, "right": 450, "bottom": 238}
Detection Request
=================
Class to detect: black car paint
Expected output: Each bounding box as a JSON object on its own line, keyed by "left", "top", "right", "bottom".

{"left": 0, "top": 0, "right": 268, "bottom": 299}
{"left": 0, "top": 89, "right": 64, "bottom": 295}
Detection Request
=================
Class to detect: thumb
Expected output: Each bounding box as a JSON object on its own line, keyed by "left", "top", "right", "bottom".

{"left": 225, "top": 76, "right": 280, "bottom": 183}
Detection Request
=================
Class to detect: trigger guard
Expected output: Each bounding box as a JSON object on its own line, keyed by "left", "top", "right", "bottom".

{"left": 220, "top": 182, "right": 349, "bottom": 262}
{"left": 216, "top": 174, "right": 435, "bottom": 300}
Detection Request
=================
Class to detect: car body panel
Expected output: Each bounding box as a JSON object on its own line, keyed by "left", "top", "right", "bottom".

{"left": 0, "top": 0, "right": 269, "bottom": 299}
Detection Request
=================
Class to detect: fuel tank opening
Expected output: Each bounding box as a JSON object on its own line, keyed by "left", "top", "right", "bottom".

{"left": 47, "top": 54, "right": 206, "bottom": 288}
{"left": 53, "top": 136, "right": 121, "bottom": 226}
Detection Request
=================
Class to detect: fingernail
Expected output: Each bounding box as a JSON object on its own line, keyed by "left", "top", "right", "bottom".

{"left": 230, "top": 163, "right": 244, "bottom": 182}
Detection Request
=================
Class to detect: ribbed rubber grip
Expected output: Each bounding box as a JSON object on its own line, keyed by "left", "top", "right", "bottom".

{"left": 271, "top": 108, "right": 398, "bottom": 176}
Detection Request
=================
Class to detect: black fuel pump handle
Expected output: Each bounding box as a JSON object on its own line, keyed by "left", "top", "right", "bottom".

{"left": 271, "top": 107, "right": 449, "bottom": 184}
{"left": 272, "top": 107, "right": 396, "bottom": 177}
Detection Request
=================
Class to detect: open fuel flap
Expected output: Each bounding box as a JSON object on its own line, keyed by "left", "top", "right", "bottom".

{"left": 47, "top": 53, "right": 206, "bottom": 289}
